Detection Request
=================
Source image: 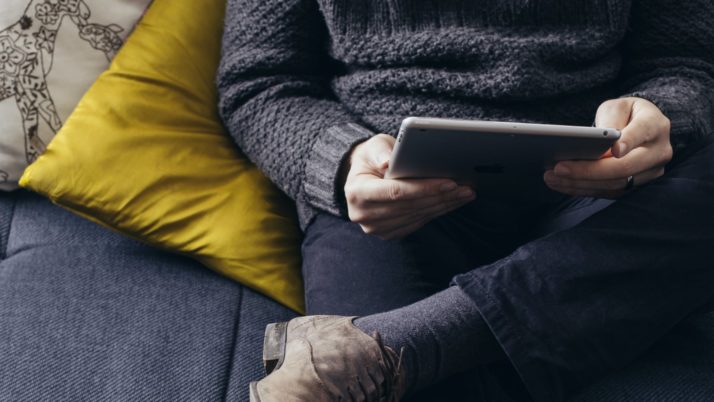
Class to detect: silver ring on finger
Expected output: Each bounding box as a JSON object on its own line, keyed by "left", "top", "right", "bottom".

{"left": 625, "top": 175, "right": 635, "bottom": 190}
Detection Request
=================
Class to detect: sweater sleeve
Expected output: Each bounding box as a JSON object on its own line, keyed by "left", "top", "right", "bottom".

{"left": 217, "top": 0, "right": 374, "bottom": 217}
{"left": 619, "top": 0, "right": 714, "bottom": 153}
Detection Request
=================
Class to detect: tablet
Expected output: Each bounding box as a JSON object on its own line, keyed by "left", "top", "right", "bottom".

{"left": 385, "top": 117, "right": 621, "bottom": 193}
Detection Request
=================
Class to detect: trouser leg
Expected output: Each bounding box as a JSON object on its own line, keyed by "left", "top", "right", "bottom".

{"left": 302, "top": 213, "right": 445, "bottom": 316}
{"left": 453, "top": 138, "right": 714, "bottom": 402}
{"left": 301, "top": 198, "right": 543, "bottom": 401}
{"left": 301, "top": 188, "right": 546, "bottom": 317}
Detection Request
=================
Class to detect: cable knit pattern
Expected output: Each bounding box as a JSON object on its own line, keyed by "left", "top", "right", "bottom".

{"left": 218, "top": 0, "right": 714, "bottom": 228}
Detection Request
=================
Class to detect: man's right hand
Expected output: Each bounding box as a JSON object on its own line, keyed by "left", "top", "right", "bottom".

{"left": 342, "top": 134, "right": 476, "bottom": 240}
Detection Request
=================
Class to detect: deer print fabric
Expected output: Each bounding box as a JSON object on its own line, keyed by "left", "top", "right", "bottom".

{"left": 0, "top": 0, "right": 151, "bottom": 191}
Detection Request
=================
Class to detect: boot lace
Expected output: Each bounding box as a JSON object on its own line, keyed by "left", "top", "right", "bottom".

{"left": 371, "top": 332, "right": 405, "bottom": 402}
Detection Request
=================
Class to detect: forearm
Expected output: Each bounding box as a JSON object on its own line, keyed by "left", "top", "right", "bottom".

{"left": 217, "top": 0, "right": 374, "bottom": 216}
{"left": 621, "top": 0, "right": 714, "bottom": 152}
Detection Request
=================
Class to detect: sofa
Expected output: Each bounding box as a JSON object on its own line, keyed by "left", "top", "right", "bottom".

{"left": 2, "top": 190, "right": 714, "bottom": 401}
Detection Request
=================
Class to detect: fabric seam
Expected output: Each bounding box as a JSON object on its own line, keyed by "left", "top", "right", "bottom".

{"left": 221, "top": 285, "right": 245, "bottom": 402}
{"left": 0, "top": 195, "right": 16, "bottom": 261}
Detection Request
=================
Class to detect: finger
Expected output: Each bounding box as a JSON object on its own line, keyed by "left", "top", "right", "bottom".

{"left": 554, "top": 146, "right": 668, "bottom": 181}
{"left": 614, "top": 101, "right": 670, "bottom": 157}
{"left": 348, "top": 134, "right": 397, "bottom": 177}
{"left": 378, "top": 198, "right": 473, "bottom": 240}
{"left": 377, "top": 218, "right": 430, "bottom": 241}
{"left": 359, "top": 214, "right": 423, "bottom": 238}
{"left": 544, "top": 170, "right": 624, "bottom": 191}
{"left": 380, "top": 197, "right": 475, "bottom": 240}
{"left": 347, "top": 176, "right": 459, "bottom": 204}
{"left": 595, "top": 98, "right": 633, "bottom": 131}
{"left": 412, "top": 194, "right": 475, "bottom": 221}
{"left": 350, "top": 186, "right": 475, "bottom": 223}
{"left": 545, "top": 166, "right": 666, "bottom": 192}
{"left": 361, "top": 196, "right": 475, "bottom": 236}
{"left": 364, "top": 196, "right": 474, "bottom": 234}
{"left": 369, "top": 134, "right": 396, "bottom": 171}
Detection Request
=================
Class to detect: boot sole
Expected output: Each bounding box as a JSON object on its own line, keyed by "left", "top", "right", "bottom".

{"left": 262, "top": 321, "right": 288, "bottom": 374}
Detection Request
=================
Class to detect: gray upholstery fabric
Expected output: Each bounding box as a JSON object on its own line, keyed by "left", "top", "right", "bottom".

{"left": 0, "top": 190, "right": 713, "bottom": 401}
{"left": 0, "top": 191, "right": 297, "bottom": 401}
{"left": 572, "top": 312, "right": 714, "bottom": 401}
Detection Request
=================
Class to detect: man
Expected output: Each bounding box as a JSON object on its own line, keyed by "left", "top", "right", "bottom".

{"left": 218, "top": 0, "right": 714, "bottom": 400}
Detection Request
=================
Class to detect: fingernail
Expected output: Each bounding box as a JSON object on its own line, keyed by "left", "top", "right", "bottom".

{"left": 617, "top": 143, "right": 628, "bottom": 156}
{"left": 555, "top": 165, "right": 571, "bottom": 176}
{"left": 441, "top": 182, "right": 458, "bottom": 191}
{"left": 458, "top": 188, "right": 474, "bottom": 198}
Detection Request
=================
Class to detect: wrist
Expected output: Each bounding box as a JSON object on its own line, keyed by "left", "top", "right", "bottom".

{"left": 338, "top": 140, "right": 367, "bottom": 205}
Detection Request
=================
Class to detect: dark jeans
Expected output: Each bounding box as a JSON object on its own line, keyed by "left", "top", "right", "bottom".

{"left": 302, "top": 138, "right": 714, "bottom": 402}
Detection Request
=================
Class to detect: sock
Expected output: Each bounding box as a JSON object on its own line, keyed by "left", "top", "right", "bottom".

{"left": 354, "top": 286, "right": 503, "bottom": 394}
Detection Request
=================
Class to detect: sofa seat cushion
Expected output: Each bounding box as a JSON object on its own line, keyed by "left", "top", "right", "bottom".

{"left": 1, "top": 191, "right": 713, "bottom": 401}
{"left": 0, "top": 191, "right": 297, "bottom": 401}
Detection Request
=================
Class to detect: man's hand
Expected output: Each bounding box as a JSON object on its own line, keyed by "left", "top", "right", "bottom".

{"left": 544, "top": 97, "right": 672, "bottom": 198}
{"left": 343, "top": 134, "right": 475, "bottom": 240}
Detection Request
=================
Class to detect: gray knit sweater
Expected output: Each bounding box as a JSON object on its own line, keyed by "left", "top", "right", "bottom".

{"left": 218, "top": 0, "right": 714, "bottom": 229}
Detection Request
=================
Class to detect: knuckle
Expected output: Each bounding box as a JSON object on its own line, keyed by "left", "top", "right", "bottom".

{"left": 661, "top": 144, "right": 673, "bottom": 163}
{"left": 375, "top": 133, "right": 396, "bottom": 146}
{"left": 387, "top": 183, "right": 403, "bottom": 200}
{"left": 659, "top": 116, "right": 672, "bottom": 133}
{"left": 620, "top": 159, "right": 634, "bottom": 175}
{"left": 599, "top": 98, "right": 624, "bottom": 114}
{"left": 348, "top": 209, "right": 366, "bottom": 223}
{"left": 344, "top": 186, "right": 360, "bottom": 205}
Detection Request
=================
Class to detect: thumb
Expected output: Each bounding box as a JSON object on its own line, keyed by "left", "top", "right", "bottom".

{"left": 595, "top": 98, "right": 635, "bottom": 158}
{"left": 595, "top": 98, "right": 633, "bottom": 130}
{"left": 370, "top": 134, "right": 396, "bottom": 171}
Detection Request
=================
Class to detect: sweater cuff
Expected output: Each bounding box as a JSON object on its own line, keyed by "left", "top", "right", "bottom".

{"left": 303, "top": 123, "right": 374, "bottom": 217}
{"left": 622, "top": 76, "right": 714, "bottom": 153}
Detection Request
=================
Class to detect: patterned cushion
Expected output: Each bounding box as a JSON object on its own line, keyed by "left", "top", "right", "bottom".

{"left": 0, "top": 0, "right": 151, "bottom": 190}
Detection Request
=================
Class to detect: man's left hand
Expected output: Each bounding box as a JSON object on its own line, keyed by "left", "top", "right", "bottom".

{"left": 544, "top": 97, "right": 673, "bottom": 198}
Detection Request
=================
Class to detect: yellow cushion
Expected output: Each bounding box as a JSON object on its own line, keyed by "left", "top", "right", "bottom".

{"left": 20, "top": 0, "right": 305, "bottom": 313}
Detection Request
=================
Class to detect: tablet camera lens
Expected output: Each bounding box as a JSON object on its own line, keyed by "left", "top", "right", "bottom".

{"left": 603, "top": 131, "right": 608, "bottom": 136}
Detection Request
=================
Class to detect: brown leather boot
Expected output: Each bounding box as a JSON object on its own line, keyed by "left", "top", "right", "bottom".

{"left": 249, "top": 316, "right": 406, "bottom": 402}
